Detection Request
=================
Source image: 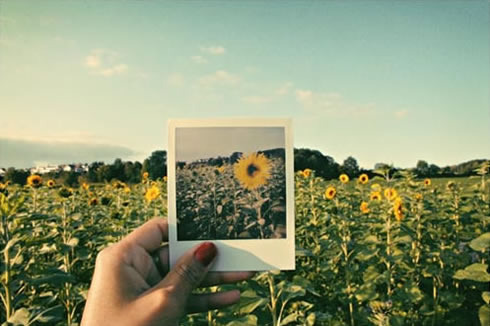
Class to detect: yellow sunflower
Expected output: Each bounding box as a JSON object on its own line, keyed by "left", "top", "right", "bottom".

{"left": 384, "top": 188, "right": 398, "bottom": 201}
{"left": 360, "top": 201, "right": 370, "bottom": 214}
{"left": 424, "top": 178, "right": 431, "bottom": 186}
{"left": 233, "top": 153, "right": 271, "bottom": 190}
{"left": 217, "top": 166, "right": 226, "bottom": 174}
{"left": 82, "top": 182, "right": 90, "bottom": 191}
{"left": 370, "top": 191, "right": 382, "bottom": 201}
{"left": 393, "top": 198, "right": 403, "bottom": 221}
{"left": 339, "top": 174, "right": 349, "bottom": 184}
{"left": 27, "top": 175, "right": 42, "bottom": 188}
{"left": 324, "top": 186, "right": 336, "bottom": 200}
{"left": 124, "top": 186, "right": 131, "bottom": 193}
{"left": 88, "top": 198, "right": 98, "bottom": 206}
{"left": 145, "top": 185, "right": 160, "bottom": 202}
{"left": 47, "top": 179, "right": 55, "bottom": 188}
{"left": 302, "top": 169, "right": 312, "bottom": 178}
{"left": 143, "top": 172, "right": 149, "bottom": 180}
{"left": 414, "top": 193, "right": 423, "bottom": 201}
{"left": 358, "top": 174, "right": 369, "bottom": 184}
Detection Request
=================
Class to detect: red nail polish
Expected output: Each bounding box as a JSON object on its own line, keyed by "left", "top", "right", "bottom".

{"left": 194, "top": 242, "right": 217, "bottom": 266}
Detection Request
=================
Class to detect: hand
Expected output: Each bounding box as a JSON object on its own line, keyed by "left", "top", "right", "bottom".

{"left": 81, "top": 218, "right": 254, "bottom": 326}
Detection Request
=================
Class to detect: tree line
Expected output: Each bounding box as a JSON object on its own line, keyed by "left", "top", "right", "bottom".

{"left": 1, "top": 148, "right": 487, "bottom": 186}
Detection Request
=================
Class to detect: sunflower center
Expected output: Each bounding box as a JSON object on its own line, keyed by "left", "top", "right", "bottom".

{"left": 247, "top": 164, "right": 259, "bottom": 177}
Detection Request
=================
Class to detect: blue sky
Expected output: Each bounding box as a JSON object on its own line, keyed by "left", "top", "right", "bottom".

{"left": 0, "top": 0, "right": 488, "bottom": 169}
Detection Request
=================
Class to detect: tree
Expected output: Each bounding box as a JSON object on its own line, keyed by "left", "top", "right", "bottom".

{"left": 294, "top": 148, "right": 340, "bottom": 180}
{"left": 143, "top": 150, "right": 167, "bottom": 180}
{"left": 88, "top": 162, "right": 104, "bottom": 182}
{"left": 341, "top": 156, "right": 360, "bottom": 177}
{"left": 416, "top": 160, "right": 429, "bottom": 177}
{"left": 4, "top": 168, "right": 30, "bottom": 186}
{"left": 429, "top": 164, "right": 440, "bottom": 177}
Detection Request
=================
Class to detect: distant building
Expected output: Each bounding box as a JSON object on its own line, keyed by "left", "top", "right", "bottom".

{"left": 0, "top": 168, "right": 5, "bottom": 176}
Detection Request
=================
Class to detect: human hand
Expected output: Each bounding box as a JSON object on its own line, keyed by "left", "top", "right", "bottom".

{"left": 81, "top": 218, "right": 254, "bottom": 326}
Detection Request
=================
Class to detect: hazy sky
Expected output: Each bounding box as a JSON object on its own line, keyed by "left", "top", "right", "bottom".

{"left": 176, "top": 127, "right": 285, "bottom": 162}
{"left": 1, "top": 0, "right": 488, "bottom": 169}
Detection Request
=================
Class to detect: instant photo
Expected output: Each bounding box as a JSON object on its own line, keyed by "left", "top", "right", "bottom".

{"left": 168, "top": 119, "right": 295, "bottom": 271}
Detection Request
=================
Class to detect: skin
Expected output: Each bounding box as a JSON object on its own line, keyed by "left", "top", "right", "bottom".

{"left": 81, "top": 218, "right": 254, "bottom": 326}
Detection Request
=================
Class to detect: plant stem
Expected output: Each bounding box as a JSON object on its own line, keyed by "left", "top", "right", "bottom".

{"left": 267, "top": 273, "right": 278, "bottom": 326}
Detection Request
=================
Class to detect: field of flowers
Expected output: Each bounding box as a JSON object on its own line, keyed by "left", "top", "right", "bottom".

{"left": 0, "top": 163, "right": 489, "bottom": 326}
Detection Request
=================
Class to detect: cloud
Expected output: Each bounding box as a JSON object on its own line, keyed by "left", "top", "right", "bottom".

{"left": 198, "top": 70, "right": 240, "bottom": 87}
{"left": 200, "top": 46, "right": 226, "bottom": 55}
{"left": 241, "top": 82, "right": 293, "bottom": 105}
{"left": 0, "top": 138, "right": 136, "bottom": 169}
{"left": 275, "top": 82, "right": 293, "bottom": 95}
{"left": 167, "top": 73, "right": 185, "bottom": 87}
{"left": 295, "top": 89, "right": 375, "bottom": 117}
{"left": 84, "top": 49, "right": 128, "bottom": 77}
{"left": 394, "top": 110, "right": 408, "bottom": 119}
{"left": 191, "top": 55, "right": 207, "bottom": 64}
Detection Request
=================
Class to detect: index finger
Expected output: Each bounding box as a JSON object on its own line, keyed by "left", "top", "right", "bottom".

{"left": 123, "top": 217, "right": 168, "bottom": 252}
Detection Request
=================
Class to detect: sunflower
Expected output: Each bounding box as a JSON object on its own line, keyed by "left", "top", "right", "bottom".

{"left": 27, "top": 175, "right": 42, "bottom": 188}
{"left": 88, "top": 198, "right": 98, "bottom": 206}
{"left": 145, "top": 185, "right": 160, "bottom": 202}
{"left": 370, "top": 191, "right": 382, "bottom": 201}
{"left": 384, "top": 188, "right": 398, "bottom": 201}
{"left": 324, "top": 186, "right": 336, "bottom": 200}
{"left": 358, "top": 174, "right": 369, "bottom": 184}
{"left": 82, "top": 182, "right": 90, "bottom": 191}
{"left": 217, "top": 166, "right": 225, "bottom": 174}
{"left": 124, "top": 186, "right": 131, "bottom": 193}
{"left": 360, "top": 201, "right": 370, "bottom": 214}
{"left": 233, "top": 153, "right": 271, "bottom": 190}
{"left": 414, "top": 193, "right": 423, "bottom": 201}
{"left": 302, "top": 169, "right": 312, "bottom": 178}
{"left": 339, "top": 174, "right": 349, "bottom": 184}
{"left": 143, "top": 172, "right": 149, "bottom": 180}
{"left": 47, "top": 179, "right": 55, "bottom": 188}
{"left": 393, "top": 198, "right": 403, "bottom": 221}
{"left": 113, "top": 181, "right": 126, "bottom": 189}
{"left": 424, "top": 178, "right": 431, "bottom": 186}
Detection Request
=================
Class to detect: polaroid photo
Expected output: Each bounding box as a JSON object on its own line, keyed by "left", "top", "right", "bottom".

{"left": 168, "top": 119, "right": 295, "bottom": 271}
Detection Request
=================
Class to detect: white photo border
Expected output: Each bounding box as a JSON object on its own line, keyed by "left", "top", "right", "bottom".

{"left": 168, "top": 118, "right": 295, "bottom": 271}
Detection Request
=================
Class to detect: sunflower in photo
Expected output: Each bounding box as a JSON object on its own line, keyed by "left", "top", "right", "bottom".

{"left": 358, "top": 174, "right": 369, "bottom": 184}
{"left": 217, "top": 166, "right": 225, "bottom": 174}
{"left": 370, "top": 191, "right": 382, "bottom": 201}
{"left": 384, "top": 188, "right": 398, "bottom": 201}
{"left": 360, "top": 201, "right": 370, "bottom": 214}
{"left": 47, "top": 179, "right": 55, "bottom": 188}
{"left": 234, "top": 153, "right": 271, "bottom": 190}
{"left": 324, "top": 186, "right": 336, "bottom": 200}
{"left": 302, "top": 169, "right": 312, "bottom": 178}
{"left": 393, "top": 198, "right": 403, "bottom": 221}
{"left": 339, "top": 174, "right": 349, "bottom": 184}
{"left": 27, "top": 175, "right": 42, "bottom": 188}
{"left": 424, "top": 178, "right": 431, "bottom": 187}
{"left": 145, "top": 185, "right": 160, "bottom": 202}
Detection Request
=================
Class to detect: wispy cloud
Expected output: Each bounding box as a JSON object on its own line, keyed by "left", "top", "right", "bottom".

{"left": 191, "top": 55, "right": 207, "bottom": 64}
{"left": 84, "top": 49, "right": 128, "bottom": 77}
{"left": 198, "top": 70, "right": 240, "bottom": 87}
{"left": 167, "top": 73, "right": 185, "bottom": 87}
{"left": 242, "top": 82, "right": 294, "bottom": 104}
{"left": 394, "top": 109, "right": 408, "bottom": 119}
{"left": 295, "top": 89, "right": 376, "bottom": 117}
{"left": 200, "top": 45, "right": 226, "bottom": 55}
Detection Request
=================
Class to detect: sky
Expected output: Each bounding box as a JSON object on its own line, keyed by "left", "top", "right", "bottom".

{"left": 176, "top": 127, "right": 285, "bottom": 162}
{"left": 0, "top": 0, "right": 488, "bottom": 169}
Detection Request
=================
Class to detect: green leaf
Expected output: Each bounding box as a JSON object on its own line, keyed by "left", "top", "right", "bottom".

{"left": 235, "top": 290, "right": 268, "bottom": 314}
{"left": 470, "top": 233, "right": 490, "bottom": 251}
{"left": 8, "top": 308, "right": 30, "bottom": 326}
{"left": 482, "top": 292, "right": 490, "bottom": 305}
{"left": 281, "top": 312, "right": 299, "bottom": 325}
{"left": 479, "top": 305, "right": 490, "bottom": 326}
{"left": 453, "top": 264, "right": 490, "bottom": 282}
{"left": 225, "top": 315, "right": 257, "bottom": 326}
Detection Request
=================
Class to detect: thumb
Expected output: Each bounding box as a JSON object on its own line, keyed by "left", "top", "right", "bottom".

{"left": 157, "top": 242, "right": 217, "bottom": 302}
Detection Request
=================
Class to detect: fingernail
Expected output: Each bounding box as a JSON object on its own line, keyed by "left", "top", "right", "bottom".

{"left": 194, "top": 242, "right": 217, "bottom": 266}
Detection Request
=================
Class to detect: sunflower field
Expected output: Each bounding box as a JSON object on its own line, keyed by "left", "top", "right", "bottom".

{"left": 1, "top": 162, "right": 489, "bottom": 326}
